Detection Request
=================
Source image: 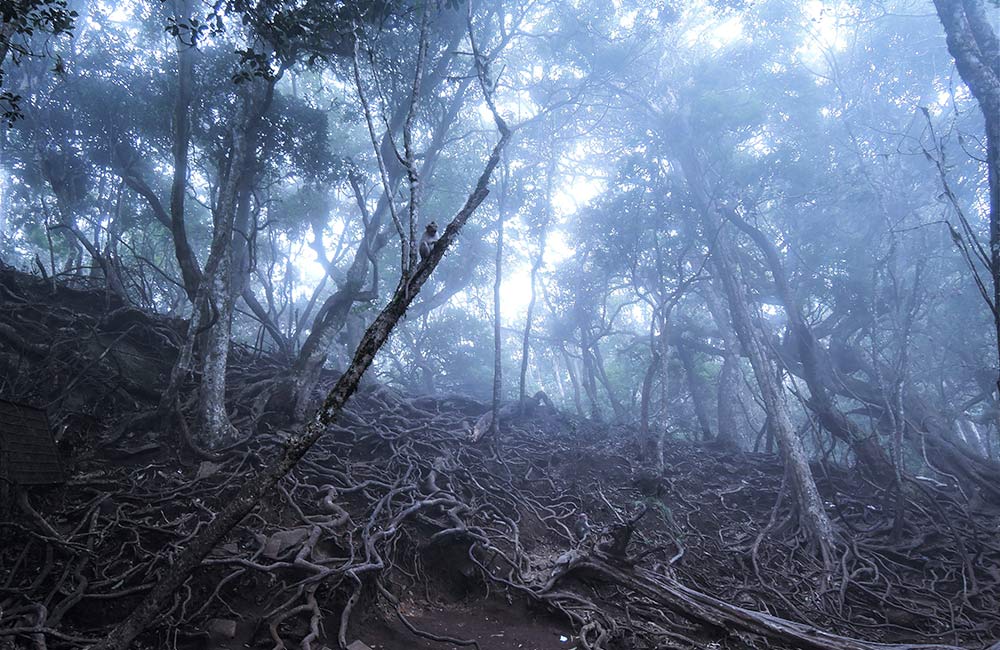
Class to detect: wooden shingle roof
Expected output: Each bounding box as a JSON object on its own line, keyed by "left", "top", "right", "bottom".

{"left": 0, "top": 399, "right": 65, "bottom": 486}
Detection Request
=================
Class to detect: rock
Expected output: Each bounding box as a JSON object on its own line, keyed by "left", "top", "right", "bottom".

{"left": 206, "top": 618, "right": 237, "bottom": 639}
{"left": 262, "top": 528, "right": 310, "bottom": 559}
{"left": 195, "top": 461, "right": 221, "bottom": 480}
{"left": 347, "top": 642, "right": 373, "bottom": 650}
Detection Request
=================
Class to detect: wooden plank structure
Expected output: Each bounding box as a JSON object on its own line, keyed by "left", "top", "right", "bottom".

{"left": 0, "top": 399, "right": 65, "bottom": 486}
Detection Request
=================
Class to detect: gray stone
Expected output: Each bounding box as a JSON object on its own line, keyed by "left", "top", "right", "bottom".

{"left": 262, "top": 528, "right": 310, "bottom": 559}
{"left": 346, "top": 642, "right": 374, "bottom": 650}
{"left": 195, "top": 461, "right": 221, "bottom": 480}
{"left": 206, "top": 618, "right": 237, "bottom": 639}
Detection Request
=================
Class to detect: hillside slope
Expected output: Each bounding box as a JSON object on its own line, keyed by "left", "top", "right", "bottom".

{"left": 0, "top": 267, "right": 997, "bottom": 650}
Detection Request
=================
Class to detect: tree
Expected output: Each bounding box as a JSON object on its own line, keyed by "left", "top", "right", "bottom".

{"left": 92, "top": 33, "right": 513, "bottom": 645}
{"left": 932, "top": 0, "right": 1000, "bottom": 444}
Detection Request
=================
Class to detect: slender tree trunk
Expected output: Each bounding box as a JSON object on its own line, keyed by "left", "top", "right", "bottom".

{"left": 639, "top": 353, "right": 659, "bottom": 438}
{"left": 287, "top": 65, "right": 471, "bottom": 418}
{"left": 289, "top": 213, "right": 383, "bottom": 420}
{"left": 590, "top": 339, "right": 625, "bottom": 419}
{"left": 519, "top": 158, "right": 551, "bottom": 411}
{"left": 196, "top": 259, "right": 237, "bottom": 446}
{"left": 932, "top": 0, "right": 1000, "bottom": 454}
{"left": 518, "top": 232, "right": 546, "bottom": 412}
{"left": 44, "top": 190, "right": 128, "bottom": 299}
{"left": 195, "top": 76, "right": 275, "bottom": 447}
{"left": 169, "top": 0, "right": 202, "bottom": 301}
{"left": 703, "top": 283, "right": 740, "bottom": 448}
{"left": 641, "top": 310, "right": 666, "bottom": 458}
{"left": 656, "top": 310, "right": 671, "bottom": 427}
{"left": 580, "top": 334, "right": 603, "bottom": 421}
{"left": 677, "top": 338, "right": 713, "bottom": 442}
{"left": 561, "top": 346, "right": 585, "bottom": 418}
{"left": 551, "top": 350, "right": 568, "bottom": 402}
{"left": 715, "top": 242, "right": 836, "bottom": 560}
{"left": 490, "top": 163, "right": 507, "bottom": 436}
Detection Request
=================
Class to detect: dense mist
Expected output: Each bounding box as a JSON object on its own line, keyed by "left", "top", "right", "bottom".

{"left": 0, "top": 1, "right": 998, "bottom": 649}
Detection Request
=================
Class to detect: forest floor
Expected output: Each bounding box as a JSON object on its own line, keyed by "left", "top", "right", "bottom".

{"left": 2, "top": 267, "right": 999, "bottom": 650}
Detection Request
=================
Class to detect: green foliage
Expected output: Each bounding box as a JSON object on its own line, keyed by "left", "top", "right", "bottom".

{"left": 0, "top": 0, "right": 78, "bottom": 124}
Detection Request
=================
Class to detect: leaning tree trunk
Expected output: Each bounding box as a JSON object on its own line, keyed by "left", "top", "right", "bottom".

{"left": 723, "top": 208, "right": 893, "bottom": 480}
{"left": 675, "top": 140, "right": 837, "bottom": 560}
{"left": 90, "top": 117, "right": 511, "bottom": 650}
{"left": 710, "top": 239, "right": 837, "bottom": 562}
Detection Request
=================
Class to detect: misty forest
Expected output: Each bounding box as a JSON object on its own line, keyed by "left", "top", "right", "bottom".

{"left": 1, "top": 0, "right": 1000, "bottom": 649}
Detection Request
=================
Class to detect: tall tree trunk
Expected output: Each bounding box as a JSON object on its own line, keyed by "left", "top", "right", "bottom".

{"left": 490, "top": 162, "right": 507, "bottom": 437}
{"left": 640, "top": 314, "right": 659, "bottom": 440}
{"left": 561, "top": 346, "right": 585, "bottom": 418}
{"left": 712, "top": 238, "right": 836, "bottom": 561}
{"left": 677, "top": 337, "right": 714, "bottom": 442}
{"left": 675, "top": 141, "right": 837, "bottom": 559}
{"left": 286, "top": 61, "right": 471, "bottom": 418}
{"left": 518, "top": 230, "right": 546, "bottom": 412}
{"left": 288, "top": 201, "right": 383, "bottom": 420}
{"left": 932, "top": 0, "right": 1000, "bottom": 450}
{"left": 580, "top": 332, "right": 603, "bottom": 421}
{"left": 168, "top": 0, "right": 202, "bottom": 301}
{"left": 519, "top": 157, "right": 551, "bottom": 412}
{"left": 195, "top": 76, "right": 275, "bottom": 447}
{"left": 592, "top": 338, "right": 625, "bottom": 419}
{"left": 723, "top": 208, "right": 893, "bottom": 480}
{"left": 551, "top": 349, "right": 568, "bottom": 403}
{"left": 656, "top": 309, "right": 671, "bottom": 428}
{"left": 702, "top": 282, "right": 740, "bottom": 448}
{"left": 639, "top": 352, "right": 659, "bottom": 439}
{"left": 196, "top": 256, "right": 237, "bottom": 446}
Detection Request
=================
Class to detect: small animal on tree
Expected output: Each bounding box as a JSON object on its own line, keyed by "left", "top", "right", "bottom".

{"left": 418, "top": 221, "right": 439, "bottom": 261}
{"left": 574, "top": 512, "right": 591, "bottom": 541}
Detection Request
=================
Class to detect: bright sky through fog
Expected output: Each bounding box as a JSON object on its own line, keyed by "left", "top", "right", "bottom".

{"left": 796, "top": 0, "right": 852, "bottom": 69}
{"left": 288, "top": 0, "right": 850, "bottom": 328}
{"left": 107, "top": 4, "right": 131, "bottom": 22}
{"left": 292, "top": 186, "right": 588, "bottom": 324}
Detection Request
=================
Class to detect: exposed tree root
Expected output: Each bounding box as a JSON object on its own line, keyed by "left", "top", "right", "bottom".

{"left": 1, "top": 267, "right": 998, "bottom": 650}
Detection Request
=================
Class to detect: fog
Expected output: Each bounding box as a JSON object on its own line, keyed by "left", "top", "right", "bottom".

{"left": 0, "top": 1, "right": 998, "bottom": 648}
